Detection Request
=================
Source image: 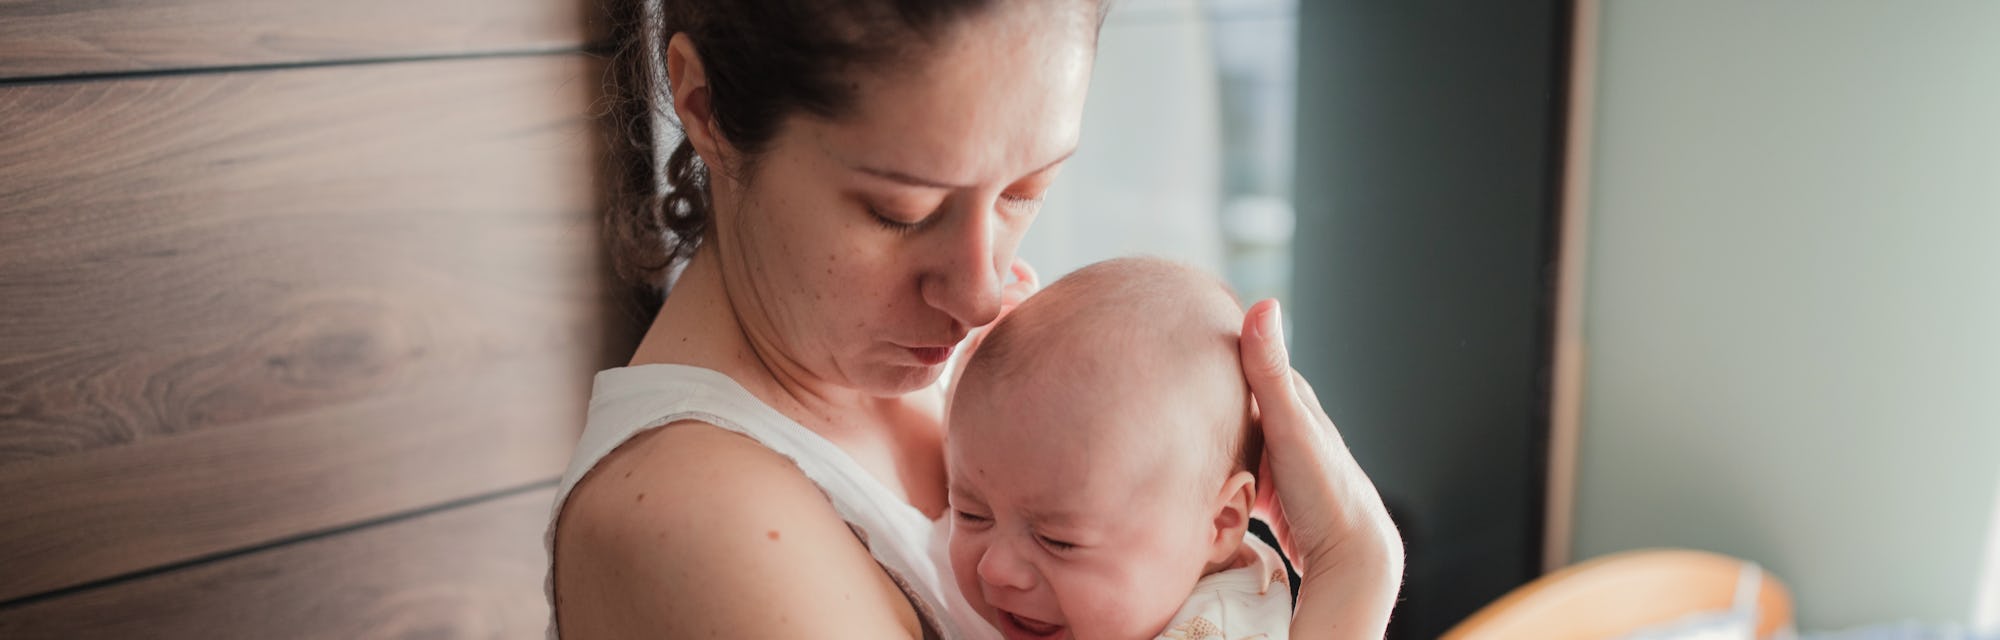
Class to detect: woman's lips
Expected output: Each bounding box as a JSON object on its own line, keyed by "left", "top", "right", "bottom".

{"left": 907, "top": 346, "right": 953, "bottom": 365}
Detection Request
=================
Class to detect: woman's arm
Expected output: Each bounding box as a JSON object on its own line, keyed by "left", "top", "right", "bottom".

{"left": 1237, "top": 300, "right": 1407, "bottom": 640}
{"left": 554, "top": 422, "right": 924, "bottom": 639}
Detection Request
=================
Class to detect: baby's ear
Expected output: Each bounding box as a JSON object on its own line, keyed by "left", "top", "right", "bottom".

{"left": 1207, "top": 470, "right": 1257, "bottom": 565}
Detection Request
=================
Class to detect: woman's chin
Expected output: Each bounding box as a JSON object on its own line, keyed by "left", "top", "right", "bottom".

{"left": 857, "top": 361, "right": 945, "bottom": 396}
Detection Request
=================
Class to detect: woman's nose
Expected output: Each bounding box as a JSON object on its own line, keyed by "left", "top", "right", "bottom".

{"left": 976, "top": 539, "right": 1036, "bottom": 592}
{"left": 920, "top": 201, "right": 1006, "bottom": 329}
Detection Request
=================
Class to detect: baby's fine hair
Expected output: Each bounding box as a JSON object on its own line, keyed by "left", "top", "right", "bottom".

{"left": 959, "top": 257, "right": 1262, "bottom": 480}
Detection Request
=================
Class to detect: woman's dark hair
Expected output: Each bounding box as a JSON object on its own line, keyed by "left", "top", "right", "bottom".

{"left": 600, "top": 0, "right": 1026, "bottom": 288}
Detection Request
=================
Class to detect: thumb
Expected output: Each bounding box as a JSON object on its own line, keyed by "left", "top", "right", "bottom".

{"left": 1241, "top": 300, "right": 1299, "bottom": 522}
{"left": 1241, "top": 299, "right": 1302, "bottom": 424}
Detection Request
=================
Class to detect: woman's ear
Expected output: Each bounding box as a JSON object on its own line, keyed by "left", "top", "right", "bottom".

{"left": 664, "top": 33, "right": 728, "bottom": 171}
{"left": 1207, "top": 470, "right": 1257, "bottom": 567}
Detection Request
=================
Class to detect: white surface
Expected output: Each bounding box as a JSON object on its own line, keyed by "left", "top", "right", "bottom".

{"left": 1573, "top": 0, "right": 2000, "bottom": 630}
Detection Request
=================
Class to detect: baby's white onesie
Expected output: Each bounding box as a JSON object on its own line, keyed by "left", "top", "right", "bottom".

{"left": 1156, "top": 536, "right": 1293, "bottom": 640}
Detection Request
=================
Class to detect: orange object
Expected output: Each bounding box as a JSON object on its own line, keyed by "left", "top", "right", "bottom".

{"left": 1442, "top": 549, "right": 1795, "bottom": 640}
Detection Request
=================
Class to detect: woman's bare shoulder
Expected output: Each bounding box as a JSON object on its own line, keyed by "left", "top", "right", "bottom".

{"left": 553, "top": 420, "right": 921, "bottom": 639}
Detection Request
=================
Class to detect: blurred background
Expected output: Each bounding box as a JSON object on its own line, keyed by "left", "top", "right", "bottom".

{"left": 2, "top": 0, "right": 1997, "bottom": 638}
{"left": 1035, "top": 0, "right": 2000, "bottom": 638}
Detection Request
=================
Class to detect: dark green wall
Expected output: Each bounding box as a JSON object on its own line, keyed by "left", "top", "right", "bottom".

{"left": 1290, "top": 2, "right": 1567, "bottom": 636}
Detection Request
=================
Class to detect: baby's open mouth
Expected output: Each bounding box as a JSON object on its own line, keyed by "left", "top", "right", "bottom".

{"left": 1000, "top": 610, "right": 1066, "bottom": 639}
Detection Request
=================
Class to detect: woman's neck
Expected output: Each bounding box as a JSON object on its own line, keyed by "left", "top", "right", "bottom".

{"left": 628, "top": 248, "right": 938, "bottom": 444}
{"left": 630, "top": 248, "right": 948, "bottom": 515}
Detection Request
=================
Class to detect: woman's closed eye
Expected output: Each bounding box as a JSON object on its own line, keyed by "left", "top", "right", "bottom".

{"left": 998, "top": 191, "right": 1044, "bottom": 212}
{"left": 866, "top": 190, "right": 1043, "bottom": 235}
{"left": 867, "top": 205, "right": 932, "bottom": 235}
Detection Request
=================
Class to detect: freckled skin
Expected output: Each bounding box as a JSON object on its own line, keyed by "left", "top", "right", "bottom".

{"left": 685, "top": 4, "right": 1095, "bottom": 402}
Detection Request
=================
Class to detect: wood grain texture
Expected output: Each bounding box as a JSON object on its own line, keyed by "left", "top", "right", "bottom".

{"left": 0, "top": 54, "right": 639, "bottom": 602}
{"left": 0, "top": 0, "right": 603, "bottom": 80}
{"left": 0, "top": 487, "right": 559, "bottom": 639}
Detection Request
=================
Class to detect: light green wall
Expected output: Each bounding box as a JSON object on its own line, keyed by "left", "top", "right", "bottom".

{"left": 1574, "top": 0, "right": 2000, "bottom": 630}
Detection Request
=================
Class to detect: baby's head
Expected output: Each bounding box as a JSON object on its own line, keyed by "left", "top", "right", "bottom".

{"left": 946, "top": 257, "right": 1261, "bottom": 640}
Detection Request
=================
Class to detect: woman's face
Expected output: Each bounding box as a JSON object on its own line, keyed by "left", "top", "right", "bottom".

{"left": 707, "top": 4, "right": 1096, "bottom": 397}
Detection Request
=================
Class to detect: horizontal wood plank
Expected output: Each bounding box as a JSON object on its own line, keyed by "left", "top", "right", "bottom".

{"left": 0, "top": 0, "right": 602, "bottom": 80}
{"left": 0, "top": 487, "right": 560, "bottom": 639}
{"left": 0, "top": 54, "right": 640, "bottom": 602}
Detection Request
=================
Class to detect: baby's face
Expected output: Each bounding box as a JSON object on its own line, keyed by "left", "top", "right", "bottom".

{"left": 946, "top": 370, "right": 1228, "bottom": 640}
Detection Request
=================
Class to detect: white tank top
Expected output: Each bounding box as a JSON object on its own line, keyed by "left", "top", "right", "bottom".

{"left": 543, "top": 364, "right": 996, "bottom": 640}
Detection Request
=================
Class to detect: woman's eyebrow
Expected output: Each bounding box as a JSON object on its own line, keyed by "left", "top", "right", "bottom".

{"left": 853, "top": 147, "right": 1079, "bottom": 190}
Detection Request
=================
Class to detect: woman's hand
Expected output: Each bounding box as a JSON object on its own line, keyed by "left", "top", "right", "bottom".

{"left": 1239, "top": 299, "right": 1404, "bottom": 639}
{"left": 998, "top": 258, "right": 1040, "bottom": 317}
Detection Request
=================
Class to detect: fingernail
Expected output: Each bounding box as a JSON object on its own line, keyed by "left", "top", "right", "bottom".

{"left": 1262, "top": 302, "right": 1285, "bottom": 346}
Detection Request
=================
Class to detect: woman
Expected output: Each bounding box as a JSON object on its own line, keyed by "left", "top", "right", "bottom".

{"left": 548, "top": 1, "right": 1405, "bottom": 638}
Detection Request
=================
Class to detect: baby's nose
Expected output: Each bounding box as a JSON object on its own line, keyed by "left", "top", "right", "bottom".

{"left": 976, "top": 541, "right": 1037, "bottom": 591}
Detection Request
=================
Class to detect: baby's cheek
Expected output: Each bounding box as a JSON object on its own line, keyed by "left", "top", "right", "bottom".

{"left": 1075, "top": 568, "right": 1193, "bottom": 639}
{"left": 946, "top": 535, "right": 970, "bottom": 582}
{"left": 946, "top": 535, "right": 989, "bottom": 610}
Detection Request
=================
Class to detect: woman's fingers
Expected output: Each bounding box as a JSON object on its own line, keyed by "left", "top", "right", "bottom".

{"left": 1241, "top": 300, "right": 1327, "bottom": 457}
{"left": 1241, "top": 300, "right": 1315, "bottom": 543}
{"left": 1240, "top": 300, "right": 1396, "bottom": 568}
{"left": 1240, "top": 299, "right": 1297, "bottom": 420}
{"left": 1009, "top": 257, "right": 1040, "bottom": 291}
{"left": 1290, "top": 370, "right": 1341, "bottom": 449}
{"left": 1237, "top": 300, "right": 1405, "bottom": 630}
{"left": 1001, "top": 257, "right": 1040, "bottom": 309}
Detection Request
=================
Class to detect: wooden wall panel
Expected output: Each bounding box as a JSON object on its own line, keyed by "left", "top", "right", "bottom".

{"left": 0, "top": 487, "right": 559, "bottom": 639}
{"left": 0, "top": 54, "right": 635, "bottom": 603}
{"left": 0, "top": 0, "right": 602, "bottom": 80}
